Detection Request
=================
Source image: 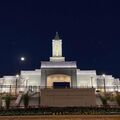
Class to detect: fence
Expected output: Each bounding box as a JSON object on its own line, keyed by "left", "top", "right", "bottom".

{"left": 0, "top": 85, "right": 120, "bottom": 95}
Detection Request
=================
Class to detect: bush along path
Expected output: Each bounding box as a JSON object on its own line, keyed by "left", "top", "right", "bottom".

{"left": 0, "top": 107, "right": 120, "bottom": 116}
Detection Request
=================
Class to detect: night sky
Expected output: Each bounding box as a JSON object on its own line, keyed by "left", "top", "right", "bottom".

{"left": 0, "top": 0, "right": 120, "bottom": 78}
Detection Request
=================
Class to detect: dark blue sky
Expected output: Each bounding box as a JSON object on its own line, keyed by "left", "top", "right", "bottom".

{"left": 0, "top": 0, "right": 120, "bottom": 78}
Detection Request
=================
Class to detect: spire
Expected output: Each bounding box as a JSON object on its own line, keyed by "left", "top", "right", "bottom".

{"left": 50, "top": 32, "right": 65, "bottom": 61}
{"left": 54, "top": 32, "right": 60, "bottom": 40}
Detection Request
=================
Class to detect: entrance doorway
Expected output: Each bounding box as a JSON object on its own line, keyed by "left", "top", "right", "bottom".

{"left": 47, "top": 74, "right": 71, "bottom": 88}
{"left": 53, "top": 82, "right": 70, "bottom": 89}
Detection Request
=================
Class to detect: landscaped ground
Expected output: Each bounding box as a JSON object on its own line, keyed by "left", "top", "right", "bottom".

{"left": 0, "top": 115, "right": 120, "bottom": 120}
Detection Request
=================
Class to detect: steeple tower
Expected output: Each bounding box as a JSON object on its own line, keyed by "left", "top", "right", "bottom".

{"left": 50, "top": 32, "right": 65, "bottom": 61}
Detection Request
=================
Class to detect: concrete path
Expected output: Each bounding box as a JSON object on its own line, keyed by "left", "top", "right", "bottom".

{"left": 0, "top": 115, "right": 120, "bottom": 120}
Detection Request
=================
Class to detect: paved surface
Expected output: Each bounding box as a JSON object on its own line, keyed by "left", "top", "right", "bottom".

{"left": 0, "top": 115, "right": 120, "bottom": 120}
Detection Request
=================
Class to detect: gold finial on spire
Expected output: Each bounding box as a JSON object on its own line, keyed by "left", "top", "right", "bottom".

{"left": 54, "top": 32, "right": 60, "bottom": 40}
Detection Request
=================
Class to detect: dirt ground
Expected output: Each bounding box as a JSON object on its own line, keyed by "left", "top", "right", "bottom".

{"left": 0, "top": 115, "right": 120, "bottom": 120}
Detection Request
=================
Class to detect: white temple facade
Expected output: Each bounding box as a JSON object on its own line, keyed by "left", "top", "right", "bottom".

{"left": 0, "top": 32, "right": 120, "bottom": 93}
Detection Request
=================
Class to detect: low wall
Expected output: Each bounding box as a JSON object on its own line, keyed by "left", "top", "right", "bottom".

{"left": 41, "top": 88, "right": 96, "bottom": 107}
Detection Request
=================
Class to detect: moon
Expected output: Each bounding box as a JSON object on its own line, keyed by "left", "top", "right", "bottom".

{"left": 20, "top": 57, "right": 25, "bottom": 61}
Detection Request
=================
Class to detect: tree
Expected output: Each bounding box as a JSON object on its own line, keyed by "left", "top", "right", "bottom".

{"left": 115, "top": 92, "right": 120, "bottom": 106}
{"left": 0, "top": 95, "right": 2, "bottom": 108}
{"left": 99, "top": 94, "right": 108, "bottom": 107}
{"left": 113, "top": 79, "right": 120, "bottom": 92}
{"left": 23, "top": 93, "right": 29, "bottom": 108}
{"left": 5, "top": 94, "right": 11, "bottom": 109}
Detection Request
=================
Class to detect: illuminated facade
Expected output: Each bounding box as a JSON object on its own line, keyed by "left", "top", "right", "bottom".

{"left": 0, "top": 32, "right": 120, "bottom": 93}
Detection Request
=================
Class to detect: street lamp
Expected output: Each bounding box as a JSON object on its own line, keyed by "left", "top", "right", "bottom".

{"left": 25, "top": 77, "right": 29, "bottom": 88}
{"left": 91, "top": 77, "right": 93, "bottom": 88}
{"left": 102, "top": 74, "right": 106, "bottom": 93}
{"left": 16, "top": 74, "right": 19, "bottom": 78}
{"left": 15, "top": 74, "right": 19, "bottom": 95}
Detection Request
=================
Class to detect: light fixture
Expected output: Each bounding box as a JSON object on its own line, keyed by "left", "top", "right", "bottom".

{"left": 102, "top": 74, "right": 105, "bottom": 77}
{"left": 16, "top": 74, "right": 19, "bottom": 78}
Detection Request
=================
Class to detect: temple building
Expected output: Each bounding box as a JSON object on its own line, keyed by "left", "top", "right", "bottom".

{"left": 0, "top": 32, "right": 120, "bottom": 93}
